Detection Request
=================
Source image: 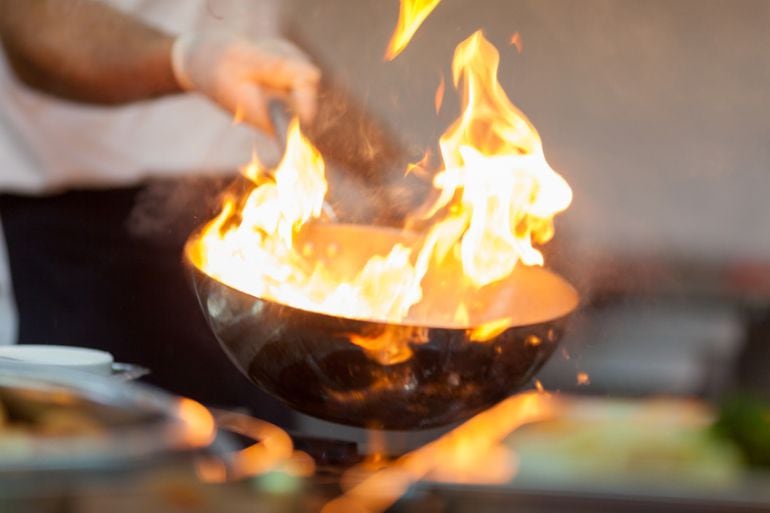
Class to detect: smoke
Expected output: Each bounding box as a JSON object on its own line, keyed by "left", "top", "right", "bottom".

{"left": 126, "top": 175, "right": 232, "bottom": 246}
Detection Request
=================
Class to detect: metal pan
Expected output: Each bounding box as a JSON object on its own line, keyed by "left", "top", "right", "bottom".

{"left": 185, "top": 223, "right": 578, "bottom": 430}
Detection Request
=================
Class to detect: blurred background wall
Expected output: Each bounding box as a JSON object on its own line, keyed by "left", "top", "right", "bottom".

{"left": 287, "top": 0, "right": 770, "bottom": 263}
{"left": 282, "top": 0, "right": 770, "bottom": 437}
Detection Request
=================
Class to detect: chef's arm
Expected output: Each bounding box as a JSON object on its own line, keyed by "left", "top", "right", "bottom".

{"left": 0, "top": 0, "right": 178, "bottom": 104}
{"left": 0, "top": 0, "right": 320, "bottom": 130}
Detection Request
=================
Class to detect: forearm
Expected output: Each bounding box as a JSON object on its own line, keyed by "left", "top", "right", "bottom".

{"left": 0, "top": 0, "right": 181, "bottom": 104}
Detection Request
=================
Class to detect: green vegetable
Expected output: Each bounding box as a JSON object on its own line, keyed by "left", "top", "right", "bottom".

{"left": 713, "top": 394, "right": 770, "bottom": 468}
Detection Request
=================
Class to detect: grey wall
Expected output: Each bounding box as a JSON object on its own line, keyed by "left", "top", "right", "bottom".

{"left": 288, "top": 0, "right": 770, "bottom": 261}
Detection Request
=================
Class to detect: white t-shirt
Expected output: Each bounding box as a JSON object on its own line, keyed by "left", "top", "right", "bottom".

{"left": 0, "top": 0, "right": 280, "bottom": 344}
{"left": 0, "top": 0, "right": 279, "bottom": 193}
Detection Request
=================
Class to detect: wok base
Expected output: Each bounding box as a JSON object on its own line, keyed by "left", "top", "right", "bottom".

{"left": 247, "top": 321, "right": 566, "bottom": 430}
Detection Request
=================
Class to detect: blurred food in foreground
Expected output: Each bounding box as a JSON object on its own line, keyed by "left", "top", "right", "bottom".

{"left": 714, "top": 394, "right": 770, "bottom": 469}
{"left": 0, "top": 393, "right": 105, "bottom": 452}
{"left": 506, "top": 397, "right": 744, "bottom": 487}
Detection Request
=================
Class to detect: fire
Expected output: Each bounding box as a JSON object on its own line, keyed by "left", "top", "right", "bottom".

{"left": 434, "top": 73, "right": 446, "bottom": 113}
{"left": 323, "top": 392, "right": 555, "bottom": 513}
{"left": 348, "top": 325, "right": 429, "bottom": 365}
{"left": 385, "top": 0, "right": 442, "bottom": 60}
{"left": 468, "top": 317, "right": 513, "bottom": 342}
{"left": 404, "top": 149, "right": 432, "bottom": 180}
{"left": 190, "top": 31, "right": 572, "bottom": 362}
{"left": 192, "top": 119, "right": 326, "bottom": 303}
{"left": 419, "top": 30, "right": 572, "bottom": 288}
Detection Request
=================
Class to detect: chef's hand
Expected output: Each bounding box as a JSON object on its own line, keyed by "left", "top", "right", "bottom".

{"left": 171, "top": 32, "right": 320, "bottom": 133}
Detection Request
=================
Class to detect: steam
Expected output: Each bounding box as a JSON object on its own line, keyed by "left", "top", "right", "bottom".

{"left": 126, "top": 176, "right": 231, "bottom": 244}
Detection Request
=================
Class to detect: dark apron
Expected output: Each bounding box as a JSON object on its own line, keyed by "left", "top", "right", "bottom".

{"left": 0, "top": 179, "right": 293, "bottom": 427}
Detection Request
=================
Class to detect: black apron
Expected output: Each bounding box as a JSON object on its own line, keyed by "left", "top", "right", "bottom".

{"left": 0, "top": 180, "right": 293, "bottom": 427}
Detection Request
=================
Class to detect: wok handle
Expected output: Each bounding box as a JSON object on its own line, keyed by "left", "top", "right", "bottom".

{"left": 195, "top": 408, "right": 314, "bottom": 482}
{"left": 267, "top": 98, "right": 292, "bottom": 154}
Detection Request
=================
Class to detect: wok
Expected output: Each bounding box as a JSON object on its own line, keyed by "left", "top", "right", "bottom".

{"left": 185, "top": 223, "right": 578, "bottom": 430}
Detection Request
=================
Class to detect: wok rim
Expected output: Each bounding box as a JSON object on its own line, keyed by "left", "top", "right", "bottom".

{"left": 184, "top": 223, "right": 579, "bottom": 331}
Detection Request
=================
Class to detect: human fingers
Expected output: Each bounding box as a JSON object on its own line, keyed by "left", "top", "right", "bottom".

{"left": 238, "top": 40, "right": 321, "bottom": 93}
{"left": 290, "top": 79, "right": 319, "bottom": 124}
{"left": 230, "top": 83, "right": 271, "bottom": 133}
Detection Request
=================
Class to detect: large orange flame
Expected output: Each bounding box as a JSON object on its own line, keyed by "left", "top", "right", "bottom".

{"left": 193, "top": 118, "right": 326, "bottom": 302}
{"left": 323, "top": 392, "right": 555, "bottom": 513}
{"left": 191, "top": 31, "right": 572, "bottom": 362}
{"left": 385, "top": 0, "right": 442, "bottom": 60}
{"left": 417, "top": 30, "right": 572, "bottom": 288}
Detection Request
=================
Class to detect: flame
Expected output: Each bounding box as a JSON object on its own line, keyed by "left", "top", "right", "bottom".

{"left": 404, "top": 149, "right": 432, "bottom": 180}
{"left": 418, "top": 30, "right": 572, "bottom": 288}
{"left": 385, "top": 0, "right": 442, "bottom": 60}
{"left": 435, "top": 73, "right": 446, "bottom": 113}
{"left": 348, "top": 326, "right": 429, "bottom": 366}
{"left": 191, "top": 31, "right": 572, "bottom": 364}
{"left": 193, "top": 118, "right": 327, "bottom": 304}
{"left": 468, "top": 317, "right": 512, "bottom": 342}
{"left": 323, "top": 392, "right": 555, "bottom": 513}
{"left": 577, "top": 371, "right": 590, "bottom": 386}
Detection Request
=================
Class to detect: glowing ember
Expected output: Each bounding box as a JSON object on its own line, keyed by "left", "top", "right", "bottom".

{"left": 510, "top": 32, "right": 524, "bottom": 53}
{"left": 189, "top": 31, "right": 572, "bottom": 364}
{"left": 385, "top": 0, "right": 442, "bottom": 60}
{"left": 526, "top": 334, "right": 542, "bottom": 347}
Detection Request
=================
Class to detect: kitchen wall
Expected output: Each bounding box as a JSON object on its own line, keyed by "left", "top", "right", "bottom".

{"left": 287, "top": 0, "right": 770, "bottom": 263}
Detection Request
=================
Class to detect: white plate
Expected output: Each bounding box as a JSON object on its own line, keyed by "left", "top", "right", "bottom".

{"left": 0, "top": 345, "right": 114, "bottom": 376}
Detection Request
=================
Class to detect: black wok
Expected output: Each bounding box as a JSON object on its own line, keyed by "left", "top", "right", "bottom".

{"left": 185, "top": 223, "right": 578, "bottom": 430}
